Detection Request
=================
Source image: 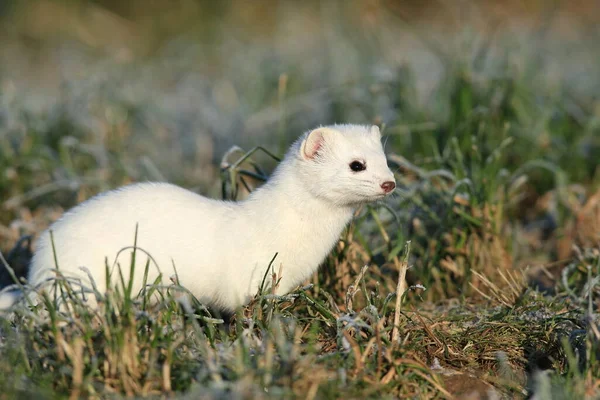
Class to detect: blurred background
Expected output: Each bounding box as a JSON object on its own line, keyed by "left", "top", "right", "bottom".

{"left": 1, "top": 0, "right": 598, "bottom": 177}
{"left": 1, "top": 0, "right": 599, "bottom": 281}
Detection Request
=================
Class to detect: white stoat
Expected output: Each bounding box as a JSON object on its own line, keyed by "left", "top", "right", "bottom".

{"left": 1, "top": 124, "right": 396, "bottom": 313}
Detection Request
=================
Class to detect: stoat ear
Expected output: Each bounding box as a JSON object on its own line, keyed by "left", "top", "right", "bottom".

{"left": 301, "top": 128, "right": 337, "bottom": 160}
{"left": 370, "top": 125, "right": 382, "bottom": 140}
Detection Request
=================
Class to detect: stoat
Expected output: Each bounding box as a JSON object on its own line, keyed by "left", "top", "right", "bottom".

{"left": 0, "top": 124, "right": 396, "bottom": 313}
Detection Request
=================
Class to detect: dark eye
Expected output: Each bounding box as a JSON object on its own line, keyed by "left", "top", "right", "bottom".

{"left": 349, "top": 161, "right": 366, "bottom": 172}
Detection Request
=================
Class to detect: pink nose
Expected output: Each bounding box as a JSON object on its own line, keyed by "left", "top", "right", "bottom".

{"left": 381, "top": 181, "right": 396, "bottom": 193}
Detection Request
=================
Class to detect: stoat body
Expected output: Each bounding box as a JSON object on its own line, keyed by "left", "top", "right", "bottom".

{"left": 2, "top": 124, "right": 396, "bottom": 313}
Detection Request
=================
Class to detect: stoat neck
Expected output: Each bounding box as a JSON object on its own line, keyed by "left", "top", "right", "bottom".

{"left": 244, "top": 160, "right": 355, "bottom": 223}
{"left": 238, "top": 160, "right": 356, "bottom": 291}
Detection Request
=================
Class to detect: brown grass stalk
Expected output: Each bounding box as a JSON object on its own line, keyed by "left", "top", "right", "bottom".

{"left": 392, "top": 241, "right": 411, "bottom": 344}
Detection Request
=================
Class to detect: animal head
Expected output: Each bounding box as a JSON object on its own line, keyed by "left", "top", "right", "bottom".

{"left": 294, "top": 124, "right": 396, "bottom": 206}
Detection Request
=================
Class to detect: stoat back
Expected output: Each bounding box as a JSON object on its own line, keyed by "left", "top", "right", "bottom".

{"left": 2, "top": 124, "right": 396, "bottom": 314}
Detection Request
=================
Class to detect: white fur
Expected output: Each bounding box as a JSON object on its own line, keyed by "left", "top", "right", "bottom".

{"left": 3, "top": 124, "right": 395, "bottom": 312}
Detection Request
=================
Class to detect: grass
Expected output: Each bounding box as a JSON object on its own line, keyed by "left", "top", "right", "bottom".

{"left": 0, "top": 1, "right": 600, "bottom": 398}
